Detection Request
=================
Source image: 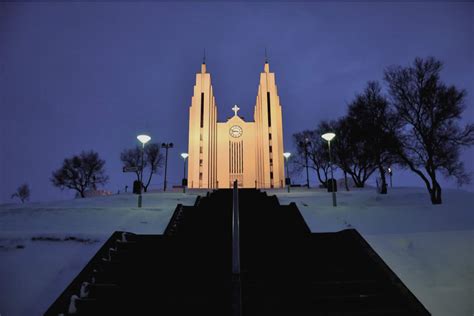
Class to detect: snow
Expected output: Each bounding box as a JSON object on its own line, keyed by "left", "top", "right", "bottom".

{"left": 0, "top": 191, "right": 200, "bottom": 316}
{"left": 273, "top": 187, "right": 474, "bottom": 316}
{"left": 1, "top": 187, "right": 473, "bottom": 315}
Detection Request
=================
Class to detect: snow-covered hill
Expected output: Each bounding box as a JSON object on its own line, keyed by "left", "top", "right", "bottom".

{"left": 0, "top": 191, "right": 200, "bottom": 316}
{"left": 1, "top": 188, "right": 473, "bottom": 315}
{"left": 274, "top": 187, "right": 474, "bottom": 316}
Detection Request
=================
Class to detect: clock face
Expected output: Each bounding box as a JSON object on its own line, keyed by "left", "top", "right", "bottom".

{"left": 229, "top": 125, "right": 243, "bottom": 138}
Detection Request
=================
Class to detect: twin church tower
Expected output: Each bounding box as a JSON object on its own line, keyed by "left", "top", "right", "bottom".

{"left": 187, "top": 59, "right": 286, "bottom": 189}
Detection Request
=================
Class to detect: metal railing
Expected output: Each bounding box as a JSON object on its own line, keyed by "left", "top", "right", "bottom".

{"left": 231, "top": 180, "right": 242, "bottom": 316}
{"left": 232, "top": 180, "right": 241, "bottom": 274}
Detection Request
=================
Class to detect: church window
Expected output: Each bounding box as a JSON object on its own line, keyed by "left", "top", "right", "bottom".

{"left": 269, "top": 133, "right": 272, "bottom": 140}
{"left": 199, "top": 172, "right": 203, "bottom": 180}
{"left": 200, "top": 93, "right": 204, "bottom": 128}
{"left": 270, "top": 172, "right": 274, "bottom": 179}
{"left": 199, "top": 159, "right": 203, "bottom": 166}
{"left": 267, "top": 92, "right": 272, "bottom": 127}
{"left": 270, "top": 158, "right": 273, "bottom": 166}
{"left": 200, "top": 146, "right": 203, "bottom": 154}
{"left": 269, "top": 146, "right": 272, "bottom": 153}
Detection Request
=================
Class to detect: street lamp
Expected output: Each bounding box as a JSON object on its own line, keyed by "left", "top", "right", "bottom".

{"left": 298, "top": 138, "right": 311, "bottom": 188}
{"left": 137, "top": 134, "right": 151, "bottom": 208}
{"left": 161, "top": 142, "right": 174, "bottom": 191}
{"left": 283, "top": 152, "right": 291, "bottom": 193}
{"left": 388, "top": 167, "right": 393, "bottom": 188}
{"left": 321, "top": 132, "right": 337, "bottom": 207}
{"left": 181, "top": 153, "right": 189, "bottom": 193}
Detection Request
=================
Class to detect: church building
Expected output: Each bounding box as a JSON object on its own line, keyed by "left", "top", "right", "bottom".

{"left": 187, "top": 59, "right": 286, "bottom": 189}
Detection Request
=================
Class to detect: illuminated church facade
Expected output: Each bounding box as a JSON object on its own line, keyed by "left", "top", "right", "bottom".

{"left": 187, "top": 60, "right": 285, "bottom": 189}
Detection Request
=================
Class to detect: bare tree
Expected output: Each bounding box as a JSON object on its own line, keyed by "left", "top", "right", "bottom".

{"left": 333, "top": 116, "right": 378, "bottom": 188}
{"left": 120, "top": 146, "right": 144, "bottom": 184}
{"left": 51, "top": 151, "right": 108, "bottom": 198}
{"left": 293, "top": 128, "right": 331, "bottom": 188}
{"left": 143, "top": 143, "right": 164, "bottom": 192}
{"left": 120, "top": 143, "right": 164, "bottom": 192}
{"left": 11, "top": 183, "right": 30, "bottom": 203}
{"left": 346, "top": 81, "right": 400, "bottom": 194}
{"left": 385, "top": 57, "right": 474, "bottom": 204}
{"left": 321, "top": 119, "right": 351, "bottom": 191}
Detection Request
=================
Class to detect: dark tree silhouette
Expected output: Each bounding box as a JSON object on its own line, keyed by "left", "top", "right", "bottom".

{"left": 11, "top": 183, "right": 30, "bottom": 203}
{"left": 385, "top": 57, "right": 474, "bottom": 204}
{"left": 323, "top": 119, "right": 351, "bottom": 191}
{"left": 120, "top": 146, "right": 144, "bottom": 184}
{"left": 334, "top": 116, "right": 378, "bottom": 188}
{"left": 120, "top": 143, "right": 164, "bottom": 192}
{"left": 346, "top": 81, "right": 400, "bottom": 194}
{"left": 293, "top": 127, "right": 331, "bottom": 188}
{"left": 51, "top": 151, "right": 108, "bottom": 198}
{"left": 143, "top": 143, "right": 164, "bottom": 192}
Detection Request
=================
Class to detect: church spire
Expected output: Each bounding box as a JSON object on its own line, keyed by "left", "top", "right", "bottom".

{"left": 201, "top": 49, "right": 207, "bottom": 73}
{"left": 264, "top": 48, "right": 270, "bottom": 73}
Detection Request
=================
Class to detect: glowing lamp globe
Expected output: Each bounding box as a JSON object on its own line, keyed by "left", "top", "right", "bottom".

{"left": 283, "top": 152, "right": 291, "bottom": 159}
{"left": 137, "top": 134, "right": 151, "bottom": 144}
{"left": 321, "top": 133, "right": 336, "bottom": 142}
{"left": 181, "top": 153, "right": 189, "bottom": 159}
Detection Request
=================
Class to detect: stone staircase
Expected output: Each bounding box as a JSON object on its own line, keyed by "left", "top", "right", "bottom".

{"left": 45, "top": 189, "right": 430, "bottom": 315}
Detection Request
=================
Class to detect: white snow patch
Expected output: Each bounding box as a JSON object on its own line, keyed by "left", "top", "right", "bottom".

{"left": 1, "top": 188, "right": 473, "bottom": 315}
{"left": 0, "top": 191, "right": 199, "bottom": 316}
{"left": 272, "top": 187, "right": 474, "bottom": 316}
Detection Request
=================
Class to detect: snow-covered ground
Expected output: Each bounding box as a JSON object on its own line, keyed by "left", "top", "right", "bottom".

{"left": 0, "top": 191, "right": 200, "bottom": 316}
{"left": 274, "top": 187, "right": 474, "bottom": 316}
{"left": 1, "top": 187, "right": 473, "bottom": 315}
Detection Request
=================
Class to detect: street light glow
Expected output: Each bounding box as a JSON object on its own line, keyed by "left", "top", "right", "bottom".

{"left": 283, "top": 152, "right": 291, "bottom": 159}
{"left": 137, "top": 134, "right": 151, "bottom": 144}
{"left": 321, "top": 132, "right": 336, "bottom": 142}
{"left": 181, "top": 153, "right": 189, "bottom": 159}
{"left": 321, "top": 132, "right": 337, "bottom": 207}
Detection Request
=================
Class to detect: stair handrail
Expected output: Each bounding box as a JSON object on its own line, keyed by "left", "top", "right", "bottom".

{"left": 232, "top": 180, "right": 240, "bottom": 274}
{"left": 231, "top": 180, "right": 242, "bottom": 316}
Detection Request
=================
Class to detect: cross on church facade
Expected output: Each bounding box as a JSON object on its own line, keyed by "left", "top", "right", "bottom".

{"left": 232, "top": 105, "right": 240, "bottom": 116}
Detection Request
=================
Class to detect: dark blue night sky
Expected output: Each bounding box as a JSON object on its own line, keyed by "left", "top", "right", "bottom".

{"left": 1, "top": 2, "right": 472, "bottom": 202}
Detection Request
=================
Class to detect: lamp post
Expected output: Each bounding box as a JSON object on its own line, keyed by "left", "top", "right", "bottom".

{"left": 299, "top": 138, "right": 311, "bottom": 188}
{"left": 181, "top": 153, "right": 189, "bottom": 193}
{"left": 388, "top": 167, "right": 393, "bottom": 188}
{"left": 283, "top": 152, "right": 291, "bottom": 193}
{"left": 161, "top": 142, "right": 173, "bottom": 191}
{"left": 322, "top": 132, "right": 336, "bottom": 207}
{"left": 137, "top": 134, "right": 151, "bottom": 208}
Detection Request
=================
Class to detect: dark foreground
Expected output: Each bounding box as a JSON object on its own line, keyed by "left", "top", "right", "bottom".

{"left": 45, "top": 189, "right": 430, "bottom": 315}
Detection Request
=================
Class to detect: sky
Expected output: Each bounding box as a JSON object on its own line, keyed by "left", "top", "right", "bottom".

{"left": 0, "top": 1, "right": 473, "bottom": 203}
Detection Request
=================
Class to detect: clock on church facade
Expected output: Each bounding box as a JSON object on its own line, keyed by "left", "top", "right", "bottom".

{"left": 186, "top": 60, "right": 285, "bottom": 189}
{"left": 229, "top": 125, "right": 243, "bottom": 138}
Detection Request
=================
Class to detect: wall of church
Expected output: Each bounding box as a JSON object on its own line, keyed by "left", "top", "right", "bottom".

{"left": 187, "top": 62, "right": 285, "bottom": 189}
{"left": 187, "top": 64, "right": 218, "bottom": 189}
{"left": 216, "top": 118, "right": 257, "bottom": 188}
{"left": 253, "top": 63, "right": 285, "bottom": 189}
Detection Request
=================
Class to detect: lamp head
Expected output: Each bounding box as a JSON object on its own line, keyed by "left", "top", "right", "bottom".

{"left": 321, "top": 132, "right": 336, "bottom": 142}
{"left": 283, "top": 152, "right": 291, "bottom": 159}
{"left": 181, "top": 153, "right": 189, "bottom": 159}
{"left": 137, "top": 134, "right": 151, "bottom": 144}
